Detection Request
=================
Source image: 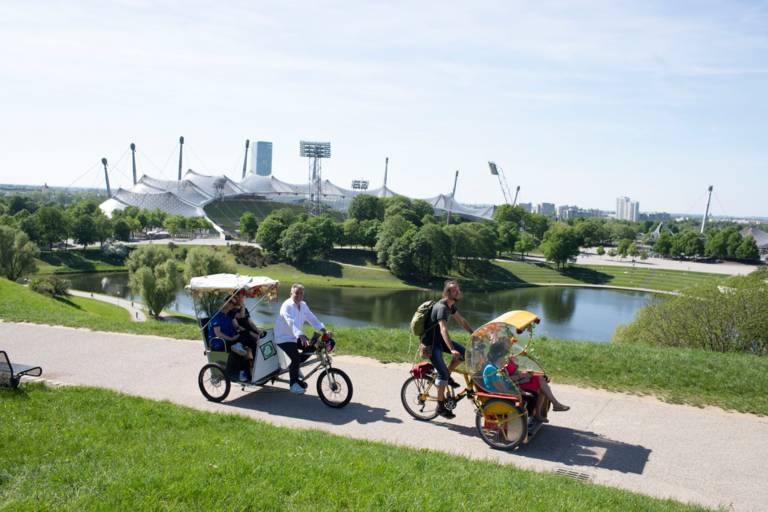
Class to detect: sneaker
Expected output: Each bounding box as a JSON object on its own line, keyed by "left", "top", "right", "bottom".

{"left": 238, "top": 371, "right": 249, "bottom": 382}
{"left": 436, "top": 403, "right": 456, "bottom": 420}
{"left": 231, "top": 343, "right": 247, "bottom": 356}
{"left": 290, "top": 383, "right": 306, "bottom": 395}
{"left": 298, "top": 380, "right": 308, "bottom": 389}
{"left": 448, "top": 377, "right": 461, "bottom": 389}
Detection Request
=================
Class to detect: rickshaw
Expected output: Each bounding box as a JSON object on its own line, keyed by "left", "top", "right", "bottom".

{"left": 190, "top": 274, "right": 353, "bottom": 408}
{"left": 400, "top": 310, "right": 551, "bottom": 450}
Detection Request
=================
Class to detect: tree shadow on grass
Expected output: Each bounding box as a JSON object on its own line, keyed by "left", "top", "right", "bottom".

{"left": 225, "top": 386, "right": 403, "bottom": 426}
{"left": 560, "top": 266, "right": 612, "bottom": 285}
{"left": 330, "top": 249, "right": 378, "bottom": 267}
{"left": 54, "top": 297, "right": 84, "bottom": 311}
{"left": 433, "top": 420, "right": 650, "bottom": 474}
{"left": 293, "top": 260, "right": 343, "bottom": 278}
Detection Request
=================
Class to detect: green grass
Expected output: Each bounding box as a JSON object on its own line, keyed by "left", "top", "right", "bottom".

{"left": 35, "top": 249, "right": 127, "bottom": 274}
{"left": 333, "top": 327, "right": 768, "bottom": 416}
{"left": 0, "top": 385, "right": 709, "bottom": 511}
{"left": 493, "top": 260, "right": 722, "bottom": 292}
{"left": 0, "top": 278, "right": 199, "bottom": 340}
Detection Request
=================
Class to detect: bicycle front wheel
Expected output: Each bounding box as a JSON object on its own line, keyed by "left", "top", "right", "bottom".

{"left": 316, "top": 368, "right": 353, "bottom": 408}
{"left": 400, "top": 376, "right": 440, "bottom": 421}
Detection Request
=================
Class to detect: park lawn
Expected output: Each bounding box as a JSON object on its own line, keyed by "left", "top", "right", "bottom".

{"left": 333, "top": 327, "right": 768, "bottom": 416}
{"left": 35, "top": 249, "right": 127, "bottom": 274}
{"left": 0, "top": 278, "right": 199, "bottom": 340}
{"left": 493, "top": 260, "right": 722, "bottom": 292}
{"left": 0, "top": 385, "right": 708, "bottom": 512}
{"left": 236, "top": 261, "right": 416, "bottom": 290}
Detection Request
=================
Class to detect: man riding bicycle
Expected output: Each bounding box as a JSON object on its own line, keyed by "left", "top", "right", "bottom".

{"left": 422, "top": 280, "right": 474, "bottom": 419}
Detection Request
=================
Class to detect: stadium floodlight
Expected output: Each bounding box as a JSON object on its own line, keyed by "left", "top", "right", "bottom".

{"left": 300, "top": 141, "right": 331, "bottom": 159}
{"left": 488, "top": 161, "right": 499, "bottom": 176}
{"left": 351, "top": 180, "right": 369, "bottom": 191}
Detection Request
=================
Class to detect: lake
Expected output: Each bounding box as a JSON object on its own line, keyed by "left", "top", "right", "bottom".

{"left": 66, "top": 272, "right": 655, "bottom": 342}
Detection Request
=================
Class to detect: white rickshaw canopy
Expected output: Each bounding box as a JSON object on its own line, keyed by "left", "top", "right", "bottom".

{"left": 186, "top": 273, "right": 279, "bottom": 299}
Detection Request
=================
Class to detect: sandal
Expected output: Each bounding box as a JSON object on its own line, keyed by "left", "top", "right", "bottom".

{"left": 552, "top": 404, "right": 570, "bottom": 412}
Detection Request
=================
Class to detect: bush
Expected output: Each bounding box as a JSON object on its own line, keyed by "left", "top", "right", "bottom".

{"left": 229, "top": 244, "right": 267, "bottom": 268}
{"left": 614, "top": 275, "right": 768, "bottom": 354}
{"left": 101, "top": 242, "right": 128, "bottom": 260}
{"left": 0, "top": 225, "right": 39, "bottom": 280}
{"left": 29, "top": 276, "right": 70, "bottom": 297}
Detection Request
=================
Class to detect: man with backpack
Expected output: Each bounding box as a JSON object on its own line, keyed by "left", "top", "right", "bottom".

{"left": 421, "top": 280, "right": 474, "bottom": 419}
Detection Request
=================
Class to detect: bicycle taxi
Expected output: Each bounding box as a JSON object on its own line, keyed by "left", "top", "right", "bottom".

{"left": 401, "top": 310, "right": 552, "bottom": 450}
{"left": 190, "top": 273, "right": 353, "bottom": 408}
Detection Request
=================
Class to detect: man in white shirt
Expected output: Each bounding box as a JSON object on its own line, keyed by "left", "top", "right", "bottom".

{"left": 274, "top": 283, "right": 330, "bottom": 394}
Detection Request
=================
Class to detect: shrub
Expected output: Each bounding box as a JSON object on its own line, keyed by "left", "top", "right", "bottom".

{"left": 101, "top": 242, "right": 128, "bottom": 260}
{"left": 0, "top": 225, "right": 39, "bottom": 280}
{"left": 29, "top": 276, "right": 70, "bottom": 297}
{"left": 229, "top": 244, "right": 267, "bottom": 268}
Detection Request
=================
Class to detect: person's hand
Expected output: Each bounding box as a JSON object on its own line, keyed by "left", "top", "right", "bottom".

{"left": 326, "top": 330, "right": 333, "bottom": 338}
{"left": 450, "top": 349, "right": 461, "bottom": 359}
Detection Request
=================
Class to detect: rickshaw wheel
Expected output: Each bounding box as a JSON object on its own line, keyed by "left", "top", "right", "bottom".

{"left": 316, "top": 368, "right": 353, "bottom": 408}
{"left": 475, "top": 398, "right": 527, "bottom": 451}
{"left": 198, "top": 363, "right": 231, "bottom": 402}
{"left": 400, "top": 376, "right": 440, "bottom": 421}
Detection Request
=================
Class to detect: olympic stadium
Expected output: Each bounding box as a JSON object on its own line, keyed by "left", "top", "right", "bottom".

{"left": 99, "top": 169, "right": 496, "bottom": 236}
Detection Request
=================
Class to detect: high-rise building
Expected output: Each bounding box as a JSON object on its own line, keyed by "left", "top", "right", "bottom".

{"left": 535, "top": 202, "right": 556, "bottom": 217}
{"left": 518, "top": 202, "right": 532, "bottom": 213}
{"left": 252, "top": 141, "right": 273, "bottom": 176}
{"left": 616, "top": 196, "right": 640, "bottom": 222}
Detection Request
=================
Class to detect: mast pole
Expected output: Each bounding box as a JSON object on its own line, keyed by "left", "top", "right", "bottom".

{"left": 700, "top": 185, "right": 713, "bottom": 234}
{"left": 447, "top": 170, "right": 459, "bottom": 224}
{"left": 130, "top": 143, "right": 137, "bottom": 185}
{"left": 242, "top": 139, "right": 250, "bottom": 179}
{"left": 178, "top": 136, "right": 184, "bottom": 181}
{"left": 101, "top": 158, "right": 111, "bottom": 197}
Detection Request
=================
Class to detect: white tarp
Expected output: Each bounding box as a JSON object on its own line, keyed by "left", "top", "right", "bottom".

{"left": 186, "top": 274, "right": 279, "bottom": 295}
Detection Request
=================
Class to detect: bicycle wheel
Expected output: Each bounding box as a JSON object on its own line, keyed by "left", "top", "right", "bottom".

{"left": 475, "top": 398, "right": 527, "bottom": 451}
{"left": 400, "top": 376, "right": 440, "bottom": 421}
{"left": 316, "top": 368, "right": 353, "bottom": 408}
{"left": 198, "top": 363, "right": 231, "bottom": 402}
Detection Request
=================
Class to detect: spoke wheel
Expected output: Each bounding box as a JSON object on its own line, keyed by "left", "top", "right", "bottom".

{"left": 475, "top": 398, "right": 527, "bottom": 451}
{"left": 316, "top": 368, "right": 353, "bottom": 408}
{"left": 401, "top": 375, "right": 439, "bottom": 421}
{"left": 198, "top": 363, "right": 231, "bottom": 402}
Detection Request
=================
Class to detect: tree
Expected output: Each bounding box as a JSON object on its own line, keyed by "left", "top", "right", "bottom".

{"left": 239, "top": 212, "right": 258, "bottom": 241}
{"left": 496, "top": 222, "right": 519, "bottom": 256}
{"left": 514, "top": 232, "right": 537, "bottom": 260}
{"left": 653, "top": 232, "right": 673, "bottom": 257}
{"left": 71, "top": 214, "right": 98, "bottom": 249}
{"left": 183, "top": 247, "right": 237, "bottom": 283}
{"left": 575, "top": 219, "right": 609, "bottom": 248}
{"left": 493, "top": 204, "right": 526, "bottom": 225}
{"left": 306, "top": 215, "right": 340, "bottom": 257}
{"left": 596, "top": 246, "right": 606, "bottom": 256}
{"left": 411, "top": 224, "right": 452, "bottom": 277}
{"left": 735, "top": 236, "right": 760, "bottom": 261}
{"left": 705, "top": 229, "right": 730, "bottom": 259}
{"left": 163, "top": 215, "right": 187, "bottom": 237}
{"left": 375, "top": 215, "right": 414, "bottom": 266}
{"left": 93, "top": 211, "right": 112, "bottom": 246}
{"left": 523, "top": 213, "right": 549, "bottom": 240}
{"left": 0, "top": 226, "right": 39, "bottom": 280}
{"left": 279, "top": 223, "right": 322, "bottom": 265}
{"left": 671, "top": 231, "right": 704, "bottom": 257}
{"left": 617, "top": 238, "right": 632, "bottom": 258}
{"left": 35, "top": 206, "right": 69, "bottom": 250}
{"left": 341, "top": 218, "right": 362, "bottom": 246}
{"left": 388, "top": 228, "right": 418, "bottom": 277}
{"left": 610, "top": 223, "right": 637, "bottom": 243}
{"left": 348, "top": 195, "right": 385, "bottom": 222}
{"left": 256, "top": 216, "right": 288, "bottom": 255}
{"left": 540, "top": 223, "right": 580, "bottom": 269}
{"left": 628, "top": 243, "right": 639, "bottom": 259}
{"left": 113, "top": 218, "right": 131, "bottom": 242}
{"left": 359, "top": 219, "right": 380, "bottom": 249}
{"left": 126, "top": 245, "right": 182, "bottom": 318}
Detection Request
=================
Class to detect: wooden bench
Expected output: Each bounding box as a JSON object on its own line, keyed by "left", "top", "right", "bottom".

{"left": 0, "top": 350, "right": 42, "bottom": 389}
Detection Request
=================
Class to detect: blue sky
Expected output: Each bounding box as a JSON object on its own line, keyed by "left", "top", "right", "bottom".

{"left": 1, "top": 1, "right": 766, "bottom": 216}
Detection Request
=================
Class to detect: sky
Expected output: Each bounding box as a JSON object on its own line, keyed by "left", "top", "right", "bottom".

{"left": 1, "top": 1, "right": 766, "bottom": 216}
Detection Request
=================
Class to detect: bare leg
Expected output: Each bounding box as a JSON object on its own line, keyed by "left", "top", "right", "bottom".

{"left": 538, "top": 378, "right": 567, "bottom": 409}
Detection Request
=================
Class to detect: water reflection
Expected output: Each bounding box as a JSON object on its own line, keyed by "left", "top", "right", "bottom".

{"left": 67, "top": 273, "right": 652, "bottom": 342}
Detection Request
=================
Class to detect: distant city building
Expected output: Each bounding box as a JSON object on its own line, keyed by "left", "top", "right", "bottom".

{"left": 639, "top": 211, "right": 671, "bottom": 222}
{"left": 535, "top": 203, "right": 556, "bottom": 217}
{"left": 518, "top": 202, "right": 532, "bottom": 213}
{"left": 253, "top": 141, "right": 273, "bottom": 176}
{"left": 557, "top": 205, "right": 605, "bottom": 221}
{"left": 616, "top": 196, "right": 640, "bottom": 222}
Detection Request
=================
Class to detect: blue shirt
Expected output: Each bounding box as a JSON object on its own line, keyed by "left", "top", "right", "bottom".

{"left": 482, "top": 363, "right": 514, "bottom": 393}
{"left": 209, "top": 311, "right": 236, "bottom": 339}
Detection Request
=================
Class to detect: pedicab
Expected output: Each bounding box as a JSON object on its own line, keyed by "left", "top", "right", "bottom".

{"left": 401, "top": 310, "right": 554, "bottom": 450}
{"left": 190, "top": 274, "right": 353, "bottom": 408}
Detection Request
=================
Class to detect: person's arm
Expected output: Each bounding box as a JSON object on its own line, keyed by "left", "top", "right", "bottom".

{"left": 453, "top": 311, "right": 473, "bottom": 334}
{"left": 438, "top": 319, "right": 460, "bottom": 358}
{"left": 213, "top": 325, "right": 237, "bottom": 342}
{"left": 303, "top": 303, "right": 326, "bottom": 333}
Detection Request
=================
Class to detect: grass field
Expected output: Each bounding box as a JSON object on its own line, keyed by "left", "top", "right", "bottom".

{"left": 35, "top": 249, "right": 127, "bottom": 274}
{"left": 0, "top": 385, "right": 709, "bottom": 511}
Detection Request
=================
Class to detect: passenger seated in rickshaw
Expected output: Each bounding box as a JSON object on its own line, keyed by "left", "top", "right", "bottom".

{"left": 209, "top": 298, "right": 251, "bottom": 382}
{"left": 482, "top": 342, "right": 569, "bottom": 422}
{"left": 229, "top": 291, "right": 265, "bottom": 374}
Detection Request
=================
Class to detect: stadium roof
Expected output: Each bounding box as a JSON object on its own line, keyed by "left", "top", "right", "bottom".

{"left": 100, "top": 170, "right": 496, "bottom": 230}
{"left": 741, "top": 227, "right": 768, "bottom": 249}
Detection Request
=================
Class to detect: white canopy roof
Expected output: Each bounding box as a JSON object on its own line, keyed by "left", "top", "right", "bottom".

{"left": 186, "top": 273, "right": 279, "bottom": 295}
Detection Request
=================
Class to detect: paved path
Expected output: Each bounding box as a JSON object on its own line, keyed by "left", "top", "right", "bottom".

{"left": 3, "top": 322, "right": 767, "bottom": 511}
{"left": 68, "top": 290, "right": 147, "bottom": 321}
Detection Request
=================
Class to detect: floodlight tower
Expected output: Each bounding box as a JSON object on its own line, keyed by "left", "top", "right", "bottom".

{"left": 512, "top": 185, "right": 520, "bottom": 207}
{"left": 178, "top": 136, "right": 185, "bottom": 181}
{"left": 299, "top": 141, "right": 331, "bottom": 215}
{"left": 101, "top": 158, "right": 111, "bottom": 197}
{"left": 130, "top": 143, "right": 137, "bottom": 185}
{"left": 700, "top": 185, "right": 714, "bottom": 234}
{"left": 447, "top": 170, "right": 459, "bottom": 225}
{"left": 488, "top": 161, "right": 514, "bottom": 205}
{"left": 242, "top": 139, "right": 250, "bottom": 179}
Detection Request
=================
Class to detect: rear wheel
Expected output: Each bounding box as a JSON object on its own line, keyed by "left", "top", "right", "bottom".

{"left": 401, "top": 375, "right": 439, "bottom": 421}
{"left": 316, "top": 368, "right": 353, "bottom": 408}
{"left": 198, "top": 363, "right": 231, "bottom": 402}
{"left": 475, "top": 398, "right": 527, "bottom": 451}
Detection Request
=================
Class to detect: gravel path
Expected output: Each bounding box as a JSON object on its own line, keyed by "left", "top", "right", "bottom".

{"left": 3, "top": 322, "right": 766, "bottom": 511}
